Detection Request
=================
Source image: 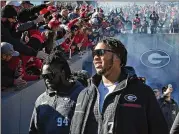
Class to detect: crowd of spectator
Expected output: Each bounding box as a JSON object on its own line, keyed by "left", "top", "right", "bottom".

{"left": 101, "top": 2, "right": 179, "bottom": 34}
{"left": 1, "top": 1, "right": 179, "bottom": 89}
{"left": 1, "top": 1, "right": 179, "bottom": 85}
{"left": 1, "top": 1, "right": 97, "bottom": 90}
{"left": 153, "top": 84, "right": 178, "bottom": 131}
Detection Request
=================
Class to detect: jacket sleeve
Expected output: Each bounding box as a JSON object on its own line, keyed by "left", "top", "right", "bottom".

{"left": 146, "top": 87, "right": 169, "bottom": 134}
{"left": 2, "top": 62, "right": 15, "bottom": 87}
{"left": 1, "top": 24, "right": 37, "bottom": 56}
{"left": 170, "top": 113, "right": 179, "bottom": 134}
{"left": 18, "top": 4, "right": 47, "bottom": 18}
{"left": 16, "top": 21, "right": 36, "bottom": 32}
{"left": 2, "top": 75, "right": 14, "bottom": 88}
{"left": 175, "top": 102, "right": 179, "bottom": 114}
{"left": 67, "top": 18, "right": 79, "bottom": 29}
{"left": 70, "top": 89, "right": 89, "bottom": 134}
{"left": 29, "top": 106, "right": 38, "bottom": 134}
{"left": 24, "top": 4, "right": 47, "bottom": 15}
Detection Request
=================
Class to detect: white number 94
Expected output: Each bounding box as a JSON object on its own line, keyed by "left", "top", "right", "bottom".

{"left": 57, "top": 117, "right": 69, "bottom": 127}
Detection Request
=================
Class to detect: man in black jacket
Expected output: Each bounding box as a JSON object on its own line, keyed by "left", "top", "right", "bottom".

{"left": 149, "top": 11, "right": 159, "bottom": 34}
{"left": 170, "top": 113, "right": 179, "bottom": 134}
{"left": 158, "top": 85, "right": 179, "bottom": 130}
{"left": 29, "top": 50, "right": 85, "bottom": 134}
{"left": 70, "top": 37, "right": 169, "bottom": 134}
{"left": 17, "top": 1, "right": 54, "bottom": 23}
{"left": 1, "top": 5, "right": 47, "bottom": 59}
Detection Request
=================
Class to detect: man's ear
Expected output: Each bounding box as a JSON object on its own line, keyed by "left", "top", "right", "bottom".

{"left": 113, "top": 54, "right": 123, "bottom": 67}
{"left": 61, "top": 69, "right": 65, "bottom": 76}
{"left": 113, "top": 54, "right": 120, "bottom": 62}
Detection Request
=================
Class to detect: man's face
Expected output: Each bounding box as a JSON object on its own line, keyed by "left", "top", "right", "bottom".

{"left": 1, "top": 1, "right": 6, "bottom": 8}
{"left": 74, "top": 8, "right": 80, "bottom": 14}
{"left": 8, "top": 16, "right": 17, "bottom": 23}
{"left": 62, "top": 10, "right": 69, "bottom": 17}
{"left": 42, "top": 63, "right": 65, "bottom": 90}
{"left": 93, "top": 42, "right": 121, "bottom": 75}
{"left": 154, "top": 90, "right": 160, "bottom": 98}
{"left": 164, "top": 86, "right": 173, "bottom": 97}
{"left": 22, "top": 3, "right": 32, "bottom": 8}
{"left": 1, "top": 53, "right": 12, "bottom": 61}
{"left": 13, "top": 6, "right": 21, "bottom": 13}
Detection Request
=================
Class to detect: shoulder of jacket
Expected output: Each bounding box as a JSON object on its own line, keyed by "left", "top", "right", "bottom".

{"left": 128, "top": 78, "right": 148, "bottom": 88}
{"left": 78, "top": 86, "right": 95, "bottom": 99}
{"left": 158, "top": 97, "right": 165, "bottom": 103}
{"left": 35, "top": 92, "right": 49, "bottom": 107}
{"left": 71, "top": 81, "right": 85, "bottom": 95}
{"left": 78, "top": 87, "right": 90, "bottom": 96}
{"left": 128, "top": 78, "right": 153, "bottom": 95}
{"left": 171, "top": 99, "right": 178, "bottom": 105}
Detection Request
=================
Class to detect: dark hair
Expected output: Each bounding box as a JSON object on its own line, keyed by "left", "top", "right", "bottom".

{"left": 1, "top": 5, "right": 17, "bottom": 18}
{"left": 97, "top": 37, "right": 127, "bottom": 66}
{"left": 43, "top": 50, "right": 71, "bottom": 78}
{"left": 162, "top": 86, "right": 168, "bottom": 93}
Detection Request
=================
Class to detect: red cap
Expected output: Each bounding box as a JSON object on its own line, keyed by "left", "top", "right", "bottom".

{"left": 40, "top": 8, "right": 49, "bottom": 15}
{"left": 48, "top": 19, "right": 60, "bottom": 29}
{"left": 47, "top": 6, "right": 57, "bottom": 12}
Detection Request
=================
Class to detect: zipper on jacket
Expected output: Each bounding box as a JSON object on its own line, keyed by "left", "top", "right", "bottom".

{"left": 99, "top": 83, "right": 126, "bottom": 134}
{"left": 81, "top": 88, "right": 96, "bottom": 134}
{"left": 92, "top": 78, "right": 128, "bottom": 134}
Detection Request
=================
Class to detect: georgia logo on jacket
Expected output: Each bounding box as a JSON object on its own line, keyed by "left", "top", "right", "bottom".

{"left": 124, "top": 94, "right": 137, "bottom": 102}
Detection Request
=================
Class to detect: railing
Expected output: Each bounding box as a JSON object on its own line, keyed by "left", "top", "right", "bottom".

{"left": 2, "top": 80, "right": 46, "bottom": 134}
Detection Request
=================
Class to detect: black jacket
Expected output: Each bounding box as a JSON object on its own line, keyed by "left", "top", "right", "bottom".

{"left": 158, "top": 97, "right": 179, "bottom": 130}
{"left": 1, "top": 21, "right": 37, "bottom": 56}
{"left": 29, "top": 81, "right": 84, "bottom": 134}
{"left": 170, "top": 113, "right": 179, "bottom": 134}
{"left": 1, "top": 60, "right": 14, "bottom": 88}
{"left": 70, "top": 70, "right": 169, "bottom": 134}
{"left": 18, "top": 4, "right": 47, "bottom": 23}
